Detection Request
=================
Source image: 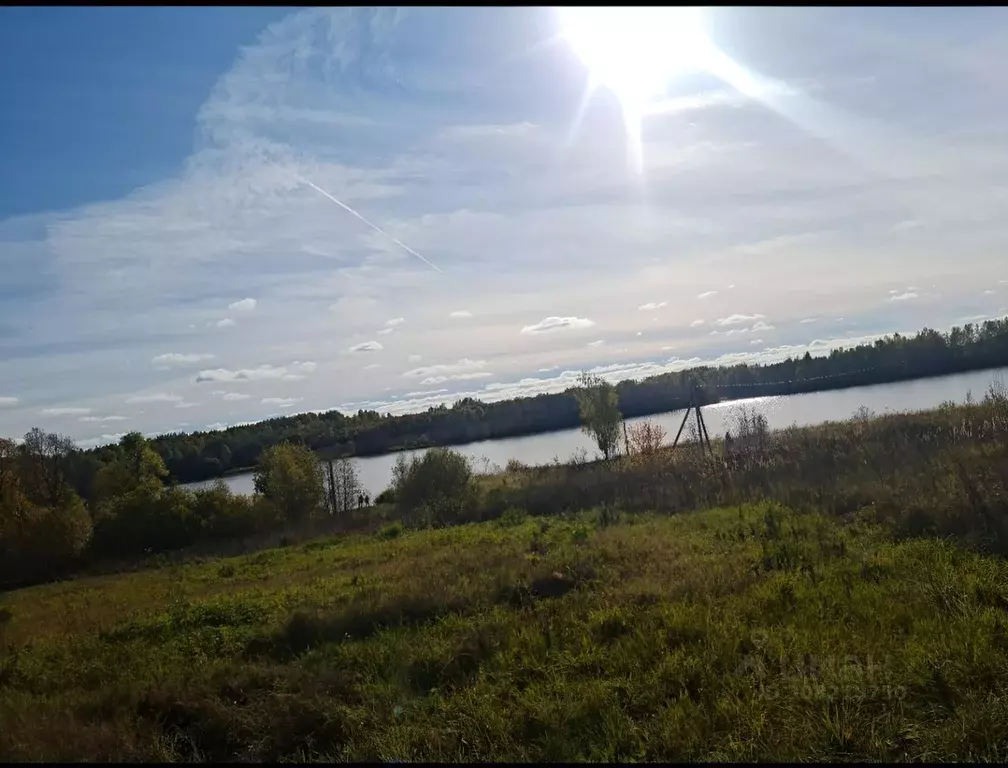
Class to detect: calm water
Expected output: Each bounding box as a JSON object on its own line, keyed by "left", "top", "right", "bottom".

{"left": 184, "top": 367, "right": 1007, "bottom": 498}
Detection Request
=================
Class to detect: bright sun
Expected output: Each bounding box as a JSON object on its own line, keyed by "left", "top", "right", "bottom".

{"left": 558, "top": 7, "right": 715, "bottom": 171}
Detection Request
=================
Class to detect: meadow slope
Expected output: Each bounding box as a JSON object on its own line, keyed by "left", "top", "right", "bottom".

{"left": 4, "top": 502, "right": 1008, "bottom": 761}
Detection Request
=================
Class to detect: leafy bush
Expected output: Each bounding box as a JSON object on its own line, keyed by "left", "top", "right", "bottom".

{"left": 189, "top": 480, "right": 260, "bottom": 541}
{"left": 0, "top": 489, "right": 92, "bottom": 585}
{"left": 378, "top": 522, "right": 404, "bottom": 540}
{"left": 253, "top": 442, "right": 326, "bottom": 523}
{"left": 393, "top": 448, "right": 477, "bottom": 528}
{"left": 374, "top": 488, "right": 396, "bottom": 505}
{"left": 497, "top": 507, "right": 528, "bottom": 527}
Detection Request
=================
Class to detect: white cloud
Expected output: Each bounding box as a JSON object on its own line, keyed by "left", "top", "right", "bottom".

{"left": 420, "top": 372, "right": 492, "bottom": 385}
{"left": 377, "top": 327, "right": 395, "bottom": 335}
{"left": 126, "top": 393, "right": 183, "bottom": 404}
{"left": 0, "top": 397, "right": 18, "bottom": 408}
{"left": 261, "top": 397, "right": 301, "bottom": 408}
{"left": 799, "top": 317, "right": 819, "bottom": 324}
{"left": 449, "top": 310, "right": 473, "bottom": 319}
{"left": 750, "top": 338, "right": 764, "bottom": 345}
{"left": 79, "top": 415, "right": 127, "bottom": 423}
{"left": 228, "top": 297, "right": 257, "bottom": 312}
{"left": 385, "top": 317, "right": 405, "bottom": 327}
{"left": 348, "top": 341, "right": 383, "bottom": 353}
{"left": 40, "top": 406, "right": 92, "bottom": 417}
{"left": 697, "top": 291, "right": 718, "bottom": 300}
{"left": 217, "top": 318, "right": 236, "bottom": 328}
{"left": 638, "top": 301, "right": 667, "bottom": 311}
{"left": 520, "top": 316, "right": 595, "bottom": 335}
{"left": 888, "top": 291, "right": 918, "bottom": 302}
{"left": 407, "top": 354, "right": 422, "bottom": 363}
{"left": 751, "top": 320, "right": 775, "bottom": 331}
{"left": 404, "top": 358, "right": 487, "bottom": 379}
{"left": 195, "top": 362, "right": 314, "bottom": 382}
{"left": 717, "top": 313, "right": 765, "bottom": 326}
{"left": 587, "top": 339, "right": 605, "bottom": 347}
{"left": 689, "top": 319, "right": 705, "bottom": 327}
{"left": 222, "top": 392, "right": 250, "bottom": 401}
{"left": 152, "top": 352, "right": 215, "bottom": 367}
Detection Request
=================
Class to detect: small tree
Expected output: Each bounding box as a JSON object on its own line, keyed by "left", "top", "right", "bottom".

{"left": 254, "top": 442, "right": 325, "bottom": 523}
{"left": 574, "top": 372, "right": 623, "bottom": 461}
{"left": 393, "top": 448, "right": 476, "bottom": 527}
{"left": 92, "top": 432, "right": 168, "bottom": 503}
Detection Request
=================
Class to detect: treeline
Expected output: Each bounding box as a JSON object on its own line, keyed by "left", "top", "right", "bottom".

{"left": 135, "top": 315, "right": 1008, "bottom": 484}
{"left": 0, "top": 431, "right": 363, "bottom": 589}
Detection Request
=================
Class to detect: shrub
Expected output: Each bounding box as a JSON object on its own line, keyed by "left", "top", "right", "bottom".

{"left": 0, "top": 489, "right": 92, "bottom": 585}
{"left": 378, "top": 522, "right": 404, "bottom": 540}
{"left": 253, "top": 442, "right": 326, "bottom": 523}
{"left": 190, "top": 481, "right": 259, "bottom": 541}
{"left": 497, "top": 507, "right": 528, "bottom": 527}
{"left": 393, "top": 448, "right": 477, "bottom": 528}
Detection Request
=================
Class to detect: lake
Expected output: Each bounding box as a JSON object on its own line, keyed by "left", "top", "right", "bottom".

{"left": 183, "top": 366, "right": 1007, "bottom": 498}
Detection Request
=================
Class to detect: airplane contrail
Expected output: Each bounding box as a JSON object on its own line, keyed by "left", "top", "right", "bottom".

{"left": 293, "top": 173, "right": 443, "bottom": 273}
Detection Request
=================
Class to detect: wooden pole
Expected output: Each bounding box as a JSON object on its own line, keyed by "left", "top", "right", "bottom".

{"left": 698, "top": 407, "right": 713, "bottom": 455}
{"left": 672, "top": 405, "right": 692, "bottom": 448}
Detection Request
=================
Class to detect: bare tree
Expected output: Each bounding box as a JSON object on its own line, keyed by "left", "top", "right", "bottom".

{"left": 19, "top": 428, "right": 76, "bottom": 506}
{"left": 325, "top": 457, "right": 362, "bottom": 516}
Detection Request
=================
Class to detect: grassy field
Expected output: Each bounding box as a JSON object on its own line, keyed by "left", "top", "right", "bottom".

{"left": 4, "top": 500, "right": 1008, "bottom": 761}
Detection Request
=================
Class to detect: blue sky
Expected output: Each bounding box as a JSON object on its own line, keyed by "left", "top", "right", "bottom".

{"left": 1, "top": 7, "right": 1007, "bottom": 446}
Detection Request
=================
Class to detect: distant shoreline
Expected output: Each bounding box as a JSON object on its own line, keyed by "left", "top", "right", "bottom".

{"left": 176, "top": 362, "right": 1008, "bottom": 484}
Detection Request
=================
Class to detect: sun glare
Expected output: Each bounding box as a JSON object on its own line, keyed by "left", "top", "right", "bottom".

{"left": 558, "top": 6, "right": 714, "bottom": 173}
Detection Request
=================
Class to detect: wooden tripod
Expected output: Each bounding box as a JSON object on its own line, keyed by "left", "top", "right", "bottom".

{"left": 671, "top": 383, "right": 714, "bottom": 456}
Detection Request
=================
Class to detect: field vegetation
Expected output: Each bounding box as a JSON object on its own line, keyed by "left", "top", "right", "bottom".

{"left": 3, "top": 372, "right": 1008, "bottom": 759}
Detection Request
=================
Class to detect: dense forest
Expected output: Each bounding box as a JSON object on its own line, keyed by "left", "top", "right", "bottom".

{"left": 123, "top": 315, "right": 1008, "bottom": 484}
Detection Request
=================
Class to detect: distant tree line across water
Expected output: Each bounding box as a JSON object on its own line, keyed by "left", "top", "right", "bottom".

{"left": 81, "top": 315, "right": 1008, "bottom": 486}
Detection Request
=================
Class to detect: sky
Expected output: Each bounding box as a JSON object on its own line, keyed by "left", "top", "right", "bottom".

{"left": 1, "top": 7, "right": 1007, "bottom": 447}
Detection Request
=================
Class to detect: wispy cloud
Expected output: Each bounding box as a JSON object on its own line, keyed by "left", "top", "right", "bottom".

{"left": 689, "top": 319, "right": 705, "bottom": 327}
{"left": 40, "top": 406, "right": 91, "bottom": 417}
{"left": 403, "top": 359, "right": 488, "bottom": 385}
{"left": 261, "top": 397, "right": 301, "bottom": 408}
{"left": 799, "top": 317, "right": 820, "bottom": 324}
{"left": 520, "top": 316, "right": 595, "bottom": 335}
{"left": 449, "top": 310, "right": 473, "bottom": 319}
{"left": 126, "top": 393, "right": 183, "bottom": 404}
{"left": 717, "top": 313, "right": 766, "bottom": 326}
{"left": 152, "top": 352, "right": 215, "bottom": 367}
{"left": 638, "top": 301, "right": 667, "bottom": 311}
{"left": 0, "top": 397, "right": 18, "bottom": 409}
{"left": 79, "top": 415, "right": 127, "bottom": 423}
{"left": 385, "top": 317, "right": 405, "bottom": 327}
{"left": 697, "top": 291, "right": 718, "bottom": 300}
{"left": 888, "top": 291, "right": 918, "bottom": 302}
{"left": 196, "top": 362, "right": 316, "bottom": 383}
{"left": 348, "top": 341, "right": 383, "bottom": 353}
{"left": 217, "top": 318, "right": 236, "bottom": 328}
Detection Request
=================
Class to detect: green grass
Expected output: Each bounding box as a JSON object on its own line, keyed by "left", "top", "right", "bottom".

{"left": 4, "top": 502, "right": 1008, "bottom": 761}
